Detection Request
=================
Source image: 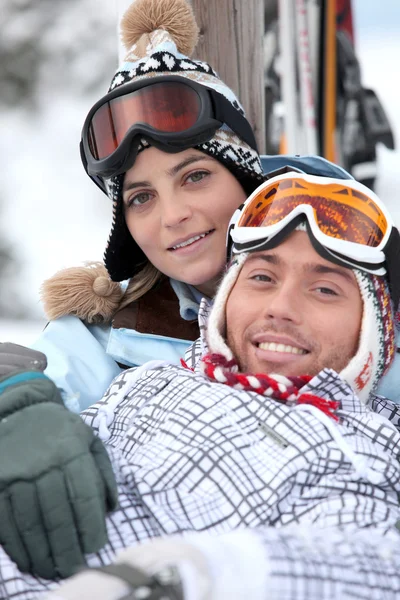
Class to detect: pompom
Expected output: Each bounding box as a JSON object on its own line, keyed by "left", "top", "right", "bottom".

{"left": 40, "top": 262, "right": 124, "bottom": 324}
{"left": 121, "top": 0, "right": 199, "bottom": 57}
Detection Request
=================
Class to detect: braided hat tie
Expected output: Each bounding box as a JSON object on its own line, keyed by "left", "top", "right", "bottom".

{"left": 192, "top": 353, "right": 340, "bottom": 421}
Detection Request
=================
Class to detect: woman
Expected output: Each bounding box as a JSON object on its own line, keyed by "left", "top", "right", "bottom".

{"left": 32, "top": 0, "right": 265, "bottom": 411}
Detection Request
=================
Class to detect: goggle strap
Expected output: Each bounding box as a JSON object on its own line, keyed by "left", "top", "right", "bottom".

{"left": 80, "top": 141, "right": 107, "bottom": 195}
{"left": 211, "top": 91, "right": 259, "bottom": 152}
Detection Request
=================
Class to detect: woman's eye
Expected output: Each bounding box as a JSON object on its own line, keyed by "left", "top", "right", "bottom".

{"left": 127, "top": 191, "right": 152, "bottom": 208}
{"left": 185, "top": 170, "right": 209, "bottom": 184}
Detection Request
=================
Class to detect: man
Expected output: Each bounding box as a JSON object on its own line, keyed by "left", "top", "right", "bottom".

{"left": 1, "top": 168, "right": 400, "bottom": 599}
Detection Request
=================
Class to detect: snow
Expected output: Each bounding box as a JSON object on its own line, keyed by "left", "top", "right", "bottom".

{"left": 1, "top": 320, "right": 46, "bottom": 346}
{"left": 353, "top": 1, "right": 400, "bottom": 218}
{"left": 1, "top": 102, "right": 112, "bottom": 319}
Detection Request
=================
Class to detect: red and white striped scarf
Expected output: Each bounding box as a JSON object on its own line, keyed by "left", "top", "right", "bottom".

{"left": 182, "top": 353, "right": 340, "bottom": 421}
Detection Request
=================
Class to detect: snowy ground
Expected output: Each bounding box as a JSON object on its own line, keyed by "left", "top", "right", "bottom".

{"left": 1, "top": 320, "right": 46, "bottom": 346}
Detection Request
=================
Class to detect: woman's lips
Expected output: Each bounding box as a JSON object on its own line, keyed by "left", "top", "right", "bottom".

{"left": 168, "top": 229, "right": 214, "bottom": 254}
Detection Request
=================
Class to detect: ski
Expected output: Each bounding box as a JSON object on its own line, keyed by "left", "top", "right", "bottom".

{"left": 278, "top": 0, "right": 301, "bottom": 154}
{"left": 294, "top": 0, "right": 319, "bottom": 154}
{"left": 265, "top": 0, "right": 395, "bottom": 190}
{"left": 318, "top": 0, "right": 338, "bottom": 162}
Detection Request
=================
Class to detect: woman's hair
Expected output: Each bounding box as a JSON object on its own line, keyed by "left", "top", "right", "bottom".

{"left": 118, "top": 261, "right": 163, "bottom": 310}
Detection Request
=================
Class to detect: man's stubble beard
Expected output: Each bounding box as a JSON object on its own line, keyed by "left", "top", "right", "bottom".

{"left": 227, "top": 323, "right": 359, "bottom": 378}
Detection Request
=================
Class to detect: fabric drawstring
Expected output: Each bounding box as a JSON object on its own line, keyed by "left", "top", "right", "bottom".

{"left": 200, "top": 353, "right": 340, "bottom": 421}
{"left": 96, "top": 360, "right": 171, "bottom": 442}
{"left": 296, "top": 393, "right": 340, "bottom": 421}
{"left": 294, "top": 404, "right": 384, "bottom": 485}
{"left": 180, "top": 358, "right": 194, "bottom": 371}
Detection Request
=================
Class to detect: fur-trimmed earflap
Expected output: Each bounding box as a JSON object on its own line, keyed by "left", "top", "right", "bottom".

{"left": 40, "top": 262, "right": 124, "bottom": 324}
{"left": 121, "top": 0, "right": 199, "bottom": 56}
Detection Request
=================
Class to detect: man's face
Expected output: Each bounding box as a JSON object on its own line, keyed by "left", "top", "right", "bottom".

{"left": 226, "top": 231, "right": 363, "bottom": 377}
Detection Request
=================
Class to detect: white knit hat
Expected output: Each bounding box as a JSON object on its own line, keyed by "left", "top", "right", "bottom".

{"left": 206, "top": 249, "right": 396, "bottom": 404}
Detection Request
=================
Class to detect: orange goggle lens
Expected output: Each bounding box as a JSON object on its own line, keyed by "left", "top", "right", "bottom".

{"left": 237, "top": 177, "right": 388, "bottom": 247}
{"left": 88, "top": 82, "right": 202, "bottom": 160}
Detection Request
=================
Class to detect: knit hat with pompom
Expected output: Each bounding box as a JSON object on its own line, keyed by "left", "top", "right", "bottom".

{"left": 102, "top": 0, "right": 264, "bottom": 282}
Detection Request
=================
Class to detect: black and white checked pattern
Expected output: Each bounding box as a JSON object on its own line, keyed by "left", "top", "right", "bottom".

{"left": 1, "top": 360, "right": 400, "bottom": 598}
{"left": 249, "top": 525, "right": 400, "bottom": 598}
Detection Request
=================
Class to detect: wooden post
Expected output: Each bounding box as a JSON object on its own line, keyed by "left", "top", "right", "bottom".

{"left": 190, "top": 0, "right": 265, "bottom": 153}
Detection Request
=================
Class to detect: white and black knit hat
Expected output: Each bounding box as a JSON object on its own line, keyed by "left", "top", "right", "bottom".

{"left": 206, "top": 238, "right": 396, "bottom": 404}
{"left": 103, "top": 0, "right": 264, "bottom": 282}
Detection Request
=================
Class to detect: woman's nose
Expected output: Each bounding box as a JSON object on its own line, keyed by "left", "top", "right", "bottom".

{"left": 161, "top": 194, "right": 193, "bottom": 228}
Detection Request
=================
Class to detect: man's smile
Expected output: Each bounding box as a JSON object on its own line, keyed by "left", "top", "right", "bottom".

{"left": 257, "top": 342, "right": 307, "bottom": 355}
{"left": 251, "top": 333, "right": 310, "bottom": 356}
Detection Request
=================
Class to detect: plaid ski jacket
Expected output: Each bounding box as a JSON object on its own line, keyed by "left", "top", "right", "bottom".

{"left": 1, "top": 303, "right": 400, "bottom": 598}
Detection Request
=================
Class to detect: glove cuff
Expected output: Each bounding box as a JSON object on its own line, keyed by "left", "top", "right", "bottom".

{"left": 0, "top": 371, "right": 64, "bottom": 418}
{"left": 0, "top": 342, "right": 47, "bottom": 377}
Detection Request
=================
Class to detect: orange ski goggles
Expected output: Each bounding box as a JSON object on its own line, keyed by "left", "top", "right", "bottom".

{"left": 229, "top": 172, "right": 395, "bottom": 274}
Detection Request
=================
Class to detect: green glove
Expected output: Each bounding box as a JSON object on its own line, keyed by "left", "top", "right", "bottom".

{"left": 0, "top": 342, "right": 47, "bottom": 376}
{"left": 0, "top": 346, "right": 118, "bottom": 580}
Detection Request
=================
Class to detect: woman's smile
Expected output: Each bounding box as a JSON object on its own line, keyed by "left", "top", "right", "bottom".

{"left": 168, "top": 229, "right": 214, "bottom": 253}
{"left": 123, "top": 147, "right": 247, "bottom": 295}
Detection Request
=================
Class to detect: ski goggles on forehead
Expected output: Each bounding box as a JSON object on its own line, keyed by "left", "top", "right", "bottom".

{"left": 80, "top": 75, "right": 258, "bottom": 193}
{"left": 228, "top": 171, "right": 396, "bottom": 276}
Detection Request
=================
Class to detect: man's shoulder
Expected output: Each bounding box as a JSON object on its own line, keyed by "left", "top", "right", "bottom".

{"left": 368, "top": 393, "right": 400, "bottom": 431}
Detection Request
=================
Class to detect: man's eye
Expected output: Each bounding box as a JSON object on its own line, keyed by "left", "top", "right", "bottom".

{"left": 252, "top": 274, "right": 272, "bottom": 282}
{"left": 316, "top": 286, "right": 338, "bottom": 296}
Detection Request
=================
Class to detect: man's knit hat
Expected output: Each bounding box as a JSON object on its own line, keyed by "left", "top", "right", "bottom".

{"left": 205, "top": 233, "right": 396, "bottom": 404}
{"left": 102, "top": 0, "right": 264, "bottom": 282}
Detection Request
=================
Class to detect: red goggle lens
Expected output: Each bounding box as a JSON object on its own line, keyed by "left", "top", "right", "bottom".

{"left": 88, "top": 82, "right": 202, "bottom": 160}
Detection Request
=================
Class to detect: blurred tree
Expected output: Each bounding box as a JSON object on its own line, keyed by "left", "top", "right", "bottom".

{"left": 0, "top": 218, "right": 28, "bottom": 318}
{"left": 1, "top": 0, "right": 118, "bottom": 318}
{"left": 0, "top": 0, "right": 117, "bottom": 111}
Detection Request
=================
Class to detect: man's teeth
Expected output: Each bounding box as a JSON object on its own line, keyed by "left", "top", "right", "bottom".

{"left": 172, "top": 231, "right": 210, "bottom": 250}
{"left": 258, "top": 342, "right": 307, "bottom": 355}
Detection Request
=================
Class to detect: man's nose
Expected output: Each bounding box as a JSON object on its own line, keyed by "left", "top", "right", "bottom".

{"left": 264, "top": 283, "right": 301, "bottom": 324}
{"left": 161, "top": 194, "right": 192, "bottom": 228}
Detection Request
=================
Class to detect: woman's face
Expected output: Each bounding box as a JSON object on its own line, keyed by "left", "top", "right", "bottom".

{"left": 122, "top": 147, "right": 247, "bottom": 297}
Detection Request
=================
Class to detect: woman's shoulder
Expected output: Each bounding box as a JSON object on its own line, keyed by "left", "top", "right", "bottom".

{"left": 39, "top": 263, "right": 199, "bottom": 342}
{"left": 116, "top": 277, "right": 199, "bottom": 341}
{"left": 32, "top": 315, "right": 121, "bottom": 411}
